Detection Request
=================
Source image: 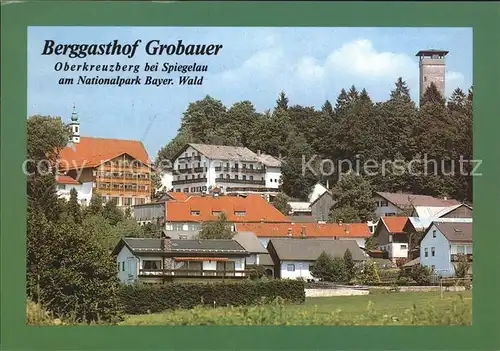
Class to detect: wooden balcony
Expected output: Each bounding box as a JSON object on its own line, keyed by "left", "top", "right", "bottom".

{"left": 226, "top": 187, "right": 278, "bottom": 193}
{"left": 451, "top": 254, "right": 473, "bottom": 262}
{"left": 97, "top": 187, "right": 150, "bottom": 195}
{"left": 172, "top": 178, "right": 207, "bottom": 185}
{"left": 95, "top": 176, "right": 150, "bottom": 183}
{"left": 139, "top": 269, "right": 250, "bottom": 279}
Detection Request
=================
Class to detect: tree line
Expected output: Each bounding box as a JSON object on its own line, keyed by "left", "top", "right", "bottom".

{"left": 155, "top": 79, "right": 473, "bottom": 204}
{"left": 26, "top": 116, "right": 165, "bottom": 323}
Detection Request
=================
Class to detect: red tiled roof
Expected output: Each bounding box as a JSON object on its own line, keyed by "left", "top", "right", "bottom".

{"left": 58, "top": 136, "right": 151, "bottom": 170}
{"left": 381, "top": 216, "right": 408, "bottom": 233}
{"left": 56, "top": 175, "right": 80, "bottom": 185}
{"left": 167, "top": 192, "right": 189, "bottom": 201}
{"left": 234, "top": 222, "right": 371, "bottom": 238}
{"left": 166, "top": 194, "right": 290, "bottom": 223}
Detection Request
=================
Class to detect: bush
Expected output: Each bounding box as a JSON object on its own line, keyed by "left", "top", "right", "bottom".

{"left": 119, "top": 279, "right": 305, "bottom": 314}
{"left": 248, "top": 265, "right": 267, "bottom": 280}
{"left": 409, "top": 265, "right": 434, "bottom": 285}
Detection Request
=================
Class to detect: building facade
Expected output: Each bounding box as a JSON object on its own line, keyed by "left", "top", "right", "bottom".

{"left": 166, "top": 144, "right": 282, "bottom": 196}
{"left": 56, "top": 108, "right": 152, "bottom": 207}
{"left": 419, "top": 221, "right": 472, "bottom": 277}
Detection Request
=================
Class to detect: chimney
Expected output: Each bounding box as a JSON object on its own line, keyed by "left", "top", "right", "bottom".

{"left": 287, "top": 228, "right": 293, "bottom": 237}
{"left": 443, "top": 196, "right": 448, "bottom": 200}
{"left": 338, "top": 219, "right": 343, "bottom": 226}
{"left": 257, "top": 150, "right": 261, "bottom": 156}
{"left": 301, "top": 226, "right": 306, "bottom": 238}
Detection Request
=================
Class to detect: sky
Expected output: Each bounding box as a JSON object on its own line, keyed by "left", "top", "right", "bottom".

{"left": 28, "top": 27, "right": 472, "bottom": 159}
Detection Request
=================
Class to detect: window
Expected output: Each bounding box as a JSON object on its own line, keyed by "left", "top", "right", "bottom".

{"left": 250, "top": 164, "right": 254, "bottom": 169}
{"left": 216, "top": 261, "right": 235, "bottom": 276}
{"left": 184, "top": 176, "right": 188, "bottom": 180}
{"left": 124, "top": 197, "right": 132, "bottom": 206}
{"left": 287, "top": 264, "right": 295, "bottom": 272}
{"left": 386, "top": 213, "right": 396, "bottom": 217}
{"left": 197, "top": 174, "right": 200, "bottom": 179}
{"left": 466, "top": 246, "right": 472, "bottom": 254}
{"left": 58, "top": 184, "right": 66, "bottom": 190}
{"left": 142, "top": 260, "right": 161, "bottom": 270}
{"left": 177, "top": 176, "right": 181, "bottom": 180}
{"left": 226, "top": 174, "right": 230, "bottom": 179}
{"left": 235, "top": 175, "right": 239, "bottom": 180}
{"left": 136, "top": 198, "right": 146, "bottom": 205}
{"left": 431, "top": 247, "right": 435, "bottom": 257}
{"left": 424, "top": 76, "right": 427, "bottom": 82}
{"left": 380, "top": 200, "right": 389, "bottom": 207}
{"left": 219, "top": 174, "right": 223, "bottom": 179}
{"left": 117, "top": 262, "right": 120, "bottom": 271}
{"left": 212, "top": 211, "right": 222, "bottom": 216}
{"left": 243, "top": 175, "right": 246, "bottom": 180}
{"left": 400, "top": 244, "right": 407, "bottom": 250}
{"left": 75, "top": 126, "right": 79, "bottom": 133}
{"left": 250, "top": 176, "right": 253, "bottom": 181}
{"left": 234, "top": 211, "right": 246, "bottom": 216}
{"left": 191, "top": 175, "right": 195, "bottom": 180}
{"left": 122, "top": 262, "right": 125, "bottom": 271}
{"left": 424, "top": 248, "right": 428, "bottom": 257}
{"left": 191, "top": 210, "right": 200, "bottom": 216}
{"left": 101, "top": 196, "right": 108, "bottom": 203}
{"left": 431, "top": 265, "right": 435, "bottom": 270}
{"left": 432, "top": 230, "right": 436, "bottom": 238}
{"left": 457, "top": 245, "right": 465, "bottom": 254}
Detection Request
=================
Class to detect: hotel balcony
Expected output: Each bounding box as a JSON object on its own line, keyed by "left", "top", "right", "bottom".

{"left": 214, "top": 178, "right": 265, "bottom": 185}
{"left": 172, "top": 177, "right": 208, "bottom": 185}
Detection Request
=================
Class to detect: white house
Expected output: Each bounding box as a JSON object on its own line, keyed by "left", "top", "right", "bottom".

{"left": 112, "top": 236, "right": 250, "bottom": 284}
{"left": 56, "top": 175, "right": 93, "bottom": 206}
{"left": 167, "top": 144, "right": 282, "bottom": 197}
{"left": 419, "top": 221, "right": 473, "bottom": 277}
{"left": 267, "top": 238, "right": 367, "bottom": 280}
{"left": 232, "top": 231, "right": 269, "bottom": 266}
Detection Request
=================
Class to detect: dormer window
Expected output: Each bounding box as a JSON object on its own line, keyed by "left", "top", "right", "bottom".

{"left": 191, "top": 210, "right": 200, "bottom": 216}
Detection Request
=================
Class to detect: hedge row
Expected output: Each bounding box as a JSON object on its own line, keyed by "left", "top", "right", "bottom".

{"left": 119, "top": 279, "right": 305, "bottom": 314}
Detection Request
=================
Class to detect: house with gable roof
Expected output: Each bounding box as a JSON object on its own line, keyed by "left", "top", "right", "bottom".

{"left": 164, "top": 193, "right": 291, "bottom": 232}
{"left": 373, "top": 216, "right": 410, "bottom": 262}
{"left": 419, "top": 221, "right": 473, "bottom": 277}
{"left": 112, "top": 235, "right": 250, "bottom": 284}
{"left": 373, "top": 191, "right": 461, "bottom": 219}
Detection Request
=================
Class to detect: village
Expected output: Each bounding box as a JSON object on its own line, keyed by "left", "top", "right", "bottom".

{"left": 26, "top": 48, "right": 473, "bottom": 325}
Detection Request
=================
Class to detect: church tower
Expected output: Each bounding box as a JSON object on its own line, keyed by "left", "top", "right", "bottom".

{"left": 69, "top": 103, "right": 80, "bottom": 144}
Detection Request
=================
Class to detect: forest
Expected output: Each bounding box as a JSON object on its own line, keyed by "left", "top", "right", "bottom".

{"left": 155, "top": 78, "right": 473, "bottom": 203}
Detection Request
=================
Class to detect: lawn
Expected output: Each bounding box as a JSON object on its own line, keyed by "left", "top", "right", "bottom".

{"left": 121, "top": 290, "right": 472, "bottom": 326}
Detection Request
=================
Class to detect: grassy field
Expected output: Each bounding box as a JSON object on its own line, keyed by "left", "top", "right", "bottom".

{"left": 122, "top": 290, "right": 472, "bottom": 326}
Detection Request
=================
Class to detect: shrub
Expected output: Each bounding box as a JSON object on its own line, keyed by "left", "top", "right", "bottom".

{"left": 454, "top": 254, "right": 471, "bottom": 279}
{"left": 356, "top": 261, "right": 381, "bottom": 284}
{"left": 249, "top": 265, "right": 267, "bottom": 280}
{"left": 310, "top": 252, "right": 347, "bottom": 283}
{"left": 409, "top": 265, "right": 434, "bottom": 285}
{"left": 119, "top": 279, "right": 305, "bottom": 314}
